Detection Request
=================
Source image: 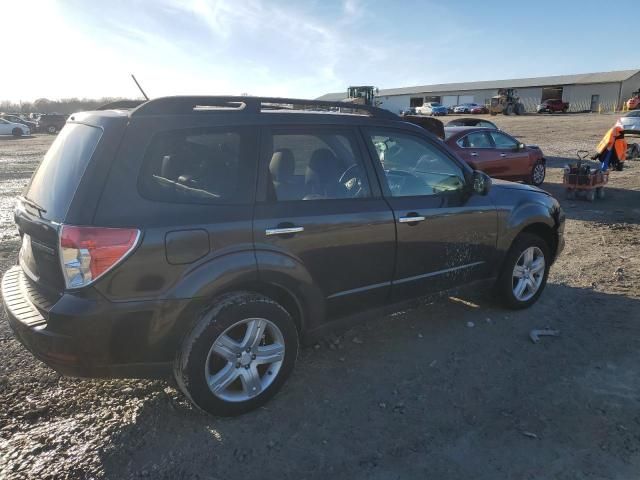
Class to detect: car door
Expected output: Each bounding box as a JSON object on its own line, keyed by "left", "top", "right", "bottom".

{"left": 454, "top": 131, "right": 502, "bottom": 175}
{"left": 363, "top": 127, "right": 498, "bottom": 300}
{"left": 490, "top": 131, "right": 531, "bottom": 178}
{"left": 0, "top": 119, "right": 10, "bottom": 134}
{"left": 253, "top": 125, "right": 396, "bottom": 318}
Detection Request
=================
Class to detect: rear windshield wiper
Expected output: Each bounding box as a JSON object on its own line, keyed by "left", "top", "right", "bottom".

{"left": 18, "top": 196, "right": 47, "bottom": 215}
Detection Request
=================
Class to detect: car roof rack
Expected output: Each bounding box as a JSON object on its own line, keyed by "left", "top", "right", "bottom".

{"left": 97, "top": 100, "right": 147, "bottom": 110}
{"left": 130, "top": 96, "right": 398, "bottom": 120}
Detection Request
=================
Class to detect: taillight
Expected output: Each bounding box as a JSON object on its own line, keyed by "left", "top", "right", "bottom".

{"left": 59, "top": 225, "right": 140, "bottom": 289}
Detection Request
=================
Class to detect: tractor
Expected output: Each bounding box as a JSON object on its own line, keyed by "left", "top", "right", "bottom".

{"left": 489, "top": 88, "right": 526, "bottom": 116}
{"left": 344, "top": 86, "right": 379, "bottom": 106}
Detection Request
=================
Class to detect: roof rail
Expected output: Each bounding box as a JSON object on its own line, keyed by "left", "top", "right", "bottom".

{"left": 130, "top": 95, "right": 398, "bottom": 120}
{"left": 97, "top": 100, "right": 146, "bottom": 110}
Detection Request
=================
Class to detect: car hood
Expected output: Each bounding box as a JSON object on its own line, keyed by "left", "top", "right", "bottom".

{"left": 491, "top": 178, "right": 549, "bottom": 196}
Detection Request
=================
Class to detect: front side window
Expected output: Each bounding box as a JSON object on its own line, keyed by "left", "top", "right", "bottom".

{"left": 139, "top": 128, "right": 253, "bottom": 204}
{"left": 369, "top": 130, "right": 465, "bottom": 197}
{"left": 490, "top": 131, "right": 518, "bottom": 149}
{"left": 265, "top": 130, "right": 370, "bottom": 201}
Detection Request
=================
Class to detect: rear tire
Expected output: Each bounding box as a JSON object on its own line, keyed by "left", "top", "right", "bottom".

{"left": 515, "top": 103, "right": 525, "bottom": 115}
{"left": 586, "top": 190, "right": 596, "bottom": 202}
{"left": 504, "top": 104, "right": 514, "bottom": 115}
{"left": 174, "top": 292, "right": 298, "bottom": 416}
{"left": 12, "top": 128, "right": 22, "bottom": 137}
{"left": 496, "top": 233, "right": 550, "bottom": 309}
{"left": 596, "top": 187, "right": 605, "bottom": 199}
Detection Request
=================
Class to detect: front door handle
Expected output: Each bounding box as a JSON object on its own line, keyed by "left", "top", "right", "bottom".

{"left": 500, "top": 153, "right": 507, "bottom": 157}
{"left": 265, "top": 226, "right": 304, "bottom": 236}
{"left": 470, "top": 152, "right": 479, "bottom": 157}
{"left": 398, "top": 215, "right": 426, "bottom": 224}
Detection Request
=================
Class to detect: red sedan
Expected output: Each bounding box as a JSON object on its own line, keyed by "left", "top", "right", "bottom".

{"left": 470, "top": 105, "right": 488, "bottom": 114}
{"left": 444, "top": 127, "right": 546, "bottom": 185}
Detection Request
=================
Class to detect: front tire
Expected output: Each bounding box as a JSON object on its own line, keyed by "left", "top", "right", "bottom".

{"left": 12, "top": 128, "right": 22, "bottom": 137}
{"left": 496, "top": 233, "right": 550, "bottom": 309}
{"left": 46, "top": 125, "right": 57, "bottom": 134}
{"left": 529, "top": 161, "right": 546, "bottom": 186}
{"left": 174, "top": 292, "right": 299, "bottom": 416}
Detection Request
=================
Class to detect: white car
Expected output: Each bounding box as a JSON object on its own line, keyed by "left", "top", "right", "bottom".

{"left": 415, "top": 102, "right": 448, "bottom": 116}
{"left": 0, "top": 118, "right": 30, "bottom": 137}
{"left": 617, "top": 110, "right": 640, "bottom": 131}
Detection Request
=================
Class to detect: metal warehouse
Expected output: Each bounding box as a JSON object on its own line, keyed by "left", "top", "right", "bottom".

{"left": 318, "top": 69, "right": 640, "bottom": 114}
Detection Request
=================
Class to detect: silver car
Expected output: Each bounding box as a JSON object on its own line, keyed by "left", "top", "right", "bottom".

{"left": 618, "top": 110, "right": 640, "bottom": 131}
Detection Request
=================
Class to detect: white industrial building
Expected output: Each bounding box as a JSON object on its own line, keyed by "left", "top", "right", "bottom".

{"left": 318, "top": 69, "right": 640, "bottom": 114}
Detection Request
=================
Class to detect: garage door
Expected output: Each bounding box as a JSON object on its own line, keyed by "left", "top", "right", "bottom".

{"left": 458, "top": 95, "right": 474, "bottom": 104}
{"left": 442, "top": 96, "right": 458, "bottom": 107}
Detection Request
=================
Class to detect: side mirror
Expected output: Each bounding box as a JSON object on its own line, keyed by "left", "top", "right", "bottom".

{"left": 515, "top": 143, "right": 525, "bottom": 151}
{"left": 472, "top": 170, "right": 492, "bottom": 195}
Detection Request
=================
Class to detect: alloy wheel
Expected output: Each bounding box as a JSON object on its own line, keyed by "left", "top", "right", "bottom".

{"left": 512, "top": 246, "right": 545, "bottom": 301}
{"left": 205, "top": 318, "right": 285, "bottom": 402}
{"left": 533, "top": 163, "right": 545, "bottom": 184}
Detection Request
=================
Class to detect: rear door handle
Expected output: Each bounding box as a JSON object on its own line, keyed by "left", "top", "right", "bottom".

{"left": 470, "top": 152, "right": 478, "bottom": 157}
{"left": 500, "top": 153, "right": 507, "bottom": 157}
{"left": 265, "top": 226, "right": 304, "bottom": 236}
{"left": 398, "top": 215, "right": 426, "bottom": 223}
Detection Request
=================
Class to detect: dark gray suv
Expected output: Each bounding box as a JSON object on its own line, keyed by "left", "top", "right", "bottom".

{"left": 1, "top": 97, "right": 565, "bottom": 416}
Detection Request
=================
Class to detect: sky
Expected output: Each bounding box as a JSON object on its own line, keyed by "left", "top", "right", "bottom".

{"left": 2, "top": 0, "right": 638, "bottom": 102}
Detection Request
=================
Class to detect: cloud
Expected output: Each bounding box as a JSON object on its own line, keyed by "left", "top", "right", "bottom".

{"left": 2, "top": 0, "right": 486, "bottom": 101}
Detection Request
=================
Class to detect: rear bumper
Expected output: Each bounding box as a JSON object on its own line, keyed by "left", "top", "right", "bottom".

{"left": 2, "top": 266, "right": 196, "bottom": 379}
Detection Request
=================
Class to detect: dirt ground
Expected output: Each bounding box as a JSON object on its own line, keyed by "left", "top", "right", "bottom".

{"left": 1, "top": 113, "right": 639, "bottom": 479}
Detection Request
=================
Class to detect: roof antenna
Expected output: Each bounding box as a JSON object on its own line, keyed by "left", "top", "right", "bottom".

{"left": 131, "top": 74, "right": 149, "bottom": 100}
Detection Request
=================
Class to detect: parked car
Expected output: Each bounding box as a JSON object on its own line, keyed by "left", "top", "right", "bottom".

{"left": 0, "top": 114, "right": 38, "bottom": 132}
{"left": 415, "top": 102, "right": 448, "bottom": 116}
{"left": 617, "top": 110, "right": 640, "bottom": 131}
{"left": 400, "top": 107, "right": 417, "bottom": 115}
{"left": 453, "top": 103, "right": 481, "bottom": 114}
{"left": 401, "top": 114, "right": 445, "bottom": 139}
{"left": 446, "top": 117, "right": 498, "bottom": 129}
{"left": 38, "top": 114, "right": 69, "bottom": 134}
{"left": 470, "top": 105, "right": 489, "bottom": 114}
{"left": 445, "top": 126, "right": 546, "bottom": 186}
{"left": 0, "top": 118, "right": 30, "bottom": 137}
{"left": 537, "top": 99, "right": 569, "bottom": 113}
{"left": 2, "top": 96, "right": 564, "bottom": 416}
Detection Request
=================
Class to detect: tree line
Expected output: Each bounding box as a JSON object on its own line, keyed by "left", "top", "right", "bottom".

{"left": 0, "top": 97, "right": 139, "bottom": 115}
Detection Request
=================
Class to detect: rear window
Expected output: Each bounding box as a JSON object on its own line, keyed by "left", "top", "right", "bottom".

{"left": 138, "top": 127, "right": 254, "bottom": 205}
{"left": 25, "top": 123, "right": 103, "bottom": 220}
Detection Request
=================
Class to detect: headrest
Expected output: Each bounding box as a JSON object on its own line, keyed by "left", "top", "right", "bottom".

{"left": 306, "top": 148, "right": 342, "bottom": 184}
{"left": 269, "top": 149, "right": 295, "bottom": 181}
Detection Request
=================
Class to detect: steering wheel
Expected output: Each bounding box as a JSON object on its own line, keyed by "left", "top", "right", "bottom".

{"left": 338, "top": 164, "right": 366, "bottom": 197}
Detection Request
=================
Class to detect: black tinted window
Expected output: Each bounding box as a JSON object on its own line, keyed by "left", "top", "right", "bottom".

{"left": 139, "top": 128, "right": 254, "bottom": 204}
{"left": 26, "top": 123, "right": 103, "bottom": 220}
{"left": 266, "top": 130, "right": 370, "bottom": 201}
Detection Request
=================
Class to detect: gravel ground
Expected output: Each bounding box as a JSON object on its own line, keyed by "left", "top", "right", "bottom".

{"left": 1, "top": 114, "right": 640, "bottom": 479}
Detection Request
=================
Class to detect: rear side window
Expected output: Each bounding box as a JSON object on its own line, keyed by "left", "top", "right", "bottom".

{"left": 139, "top": 127, "right": 255, "bottom": 204}
{"left": 458, "top": 131, "right": 493, "bottom": 148}
{"left": 265, "top": 129, "right": 371, "bottom": 201}
{"left": 25, "top": 123, "right": 103, "bottom": 220}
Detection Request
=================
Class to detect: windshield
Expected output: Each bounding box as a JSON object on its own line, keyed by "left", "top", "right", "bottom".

{"left": 25, "top": 123, "right": 103, "bottom": 220}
